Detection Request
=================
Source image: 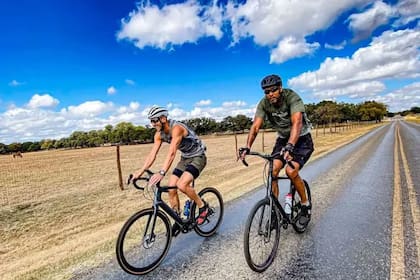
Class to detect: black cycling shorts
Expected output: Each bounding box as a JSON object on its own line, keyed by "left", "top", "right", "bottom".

{"left": 172, "top": 154, "right": 207, "bottom": 179}
{"left": 272, "top": 133, "right": 314, "bottom": 169}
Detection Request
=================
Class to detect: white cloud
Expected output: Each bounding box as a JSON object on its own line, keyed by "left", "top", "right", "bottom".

{"left": 67, "top": 101, "right": 114, "bottom": 117}
{"left": 8, "top": 80, "right": 24, "bottom": 87}
{"left": 167, "top": 103, "right": 256, "bottom": 121}
{"left": 227, "top": 0, "right": 368, "bottom": 46}
{"left": 27, "top": 94, "right": 59, "bottom": 109}
{"left": 116, "top": 0, "right": 372, "bottom": 63}
{"left": 129, "top": 102, "right": 140, "bottom": 110}
{"left": 107, "top": 86, "right": 117, "bottom": 95}
{"left": 125, "top": 79, "right": 135, "bottom": 85}
{"left": 222, "top": 100, "right": 247, "bottom": 107}
{"left": 117, "top": 0, "right": 224, "bottom": 50}
{"left": 289, "top": 28, "right": 420, "bottom": 101}
{"left": 347, "top": 1, "right": 394, "bottom": 42}
{"left": 375, "top": 82, "right": 420, "bottom": 112}
{"left": 226, "top": 0, "right": 370, "bottom": 63}
{"left": 270, "top": 36, "right": 320, "bottom": 64}
{"left": 325, "top": 40, "right": 347, "bottom": 50}
{"left": 0, "top": 99, "right": 148, "bottom": 144}
{"left": 195, "top": 99, "right": 212, "bottom": 106}
{"left": 394, "top": 0, "right": 420, "bottom": 26}
{"left": 313, "top": 81, "right": 385, "bottom": 100}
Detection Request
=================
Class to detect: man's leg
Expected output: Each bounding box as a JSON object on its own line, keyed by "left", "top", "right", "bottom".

{"left": 271, "top": 159, "right": 284, "bottom": 199}
{"left": 286, "top": 162, "right": 310, "bottom": 224}
{"left": 176, "top": 171, "right": 204, "bottom": 208}
{"left": 285, "top": 162, "right": 308, "bottom": 204}
{"left": 168, "top": 174, "right": 181, "bottom": 213}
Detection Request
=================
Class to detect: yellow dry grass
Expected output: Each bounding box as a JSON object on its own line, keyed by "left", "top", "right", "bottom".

{"left": 0, "top": 123, "right": 383, "bottom": 279}
{"left": 404, "top": 114, "right": 420, "bottom": 124}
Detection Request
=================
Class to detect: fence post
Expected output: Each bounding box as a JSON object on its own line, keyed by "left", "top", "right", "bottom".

{"left": 234, "top": 133, "right": 238, "bottom": 159}
{"left": 116, "top": 145, "right": 124, "bottom": 190}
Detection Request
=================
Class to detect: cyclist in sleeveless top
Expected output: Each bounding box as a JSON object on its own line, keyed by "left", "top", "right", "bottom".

{"left": 132, "top": 105, "right": 210, "bottom": 225}
{"left": 239, "top": 74, "right": 314, "bottom": 225}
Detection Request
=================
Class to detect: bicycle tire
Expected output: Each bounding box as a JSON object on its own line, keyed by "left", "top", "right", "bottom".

{"left": 116, "top": 208, "right": 172, "bottom": 275}
{"left": 192, "top": 187, "right": 224, "bottom": 237}
{"left": 291, "top": 179, "right": 312, "bottom": 233}
{"left": 244, "top": 198, "right": 281, "bottom": 272}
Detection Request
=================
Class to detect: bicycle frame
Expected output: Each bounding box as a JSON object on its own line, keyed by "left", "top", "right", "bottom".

{"left": 132, "top": 176, "right": 195, "bottom": 237}
{"left": 241, "top": 151, "right": 296, "bottom": 228}
{"left": 264, "top": 160, "right": 295, "bottom": 229}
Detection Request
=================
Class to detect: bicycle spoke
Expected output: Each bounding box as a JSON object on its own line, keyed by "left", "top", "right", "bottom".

{"left": 117, "top": 210, "right": 171, "bottom": 275}
{"left": 244, "top": 200, "right": 280, "bottom": 272}
{"left": 194, "top": 187, "right": 224, "bottom": 237}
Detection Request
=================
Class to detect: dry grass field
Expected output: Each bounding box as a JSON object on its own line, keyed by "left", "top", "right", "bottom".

{"left": 0, "top": 123, "right": 383, "bottom": 279}
{"left": 405, "top": 114, "right": 420, "bottom": 124}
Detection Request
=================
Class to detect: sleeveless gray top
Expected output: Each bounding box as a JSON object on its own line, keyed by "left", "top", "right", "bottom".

{"left": 160, "top": 120, "right": 206, "bottom": 158}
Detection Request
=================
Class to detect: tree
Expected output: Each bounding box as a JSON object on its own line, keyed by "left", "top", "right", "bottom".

{"left": 183, "top": 117, "right": 218, "bottom": 135}
{"left": 40, "top": 139, "right": 55, "bottom": 150}
{"left": 338, "top": 103, "right": 359, "bottom": 121}
{"left": 21, "top": 142, "right": 34, "bottom": 152}
{"left": 69, "top": 131, "right": 89, "bottom": 147}
{"left": 28, "top": 142, "right": 41, "bottom": 152}
{"left": 358, "top": 101, "right": 387, "bottom": 122}
{"left": 8, "top": 142, "right": 22, "bottom": 153}
{"left": 0, "top": 143, "right": 9, "bottom": 154}
{"left": 218, "top": 115, "right": 252, "bottom": 132}
{"left": 410, "top": 106, "right": 420, "bottom": 114}
{"left": 313, "top": 101, "right": 343, "bottom": 125}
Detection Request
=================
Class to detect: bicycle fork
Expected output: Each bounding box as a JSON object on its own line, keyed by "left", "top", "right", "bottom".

{"left": 142, "top": 209, "right": 159, "bottom": 249}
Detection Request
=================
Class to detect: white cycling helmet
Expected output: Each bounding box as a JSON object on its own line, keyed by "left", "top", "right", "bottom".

{"left": 147, "top": 105, "right": 168, "bottom": 119}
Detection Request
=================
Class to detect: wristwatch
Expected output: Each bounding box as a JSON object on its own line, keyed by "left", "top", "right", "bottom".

{"left": 159, "top": 169, "right": 166, "bottom": 176}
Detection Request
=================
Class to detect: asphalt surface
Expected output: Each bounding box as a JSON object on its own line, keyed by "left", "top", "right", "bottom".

{"left": 72, "top": 120, "right": 419, "bottom": 280}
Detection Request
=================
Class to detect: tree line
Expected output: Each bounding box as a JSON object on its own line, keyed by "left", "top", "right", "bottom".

{"left": 2, "top": 101, "right": 416, "bottom": 155}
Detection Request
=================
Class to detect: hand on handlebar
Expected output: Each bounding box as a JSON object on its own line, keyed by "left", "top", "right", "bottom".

{"left": 148, "top": 173, "right": 164, "bottom": 186}
{"left": 281, "top": 143, "right": 295, "bottom": 162}
{"left": 238, "top": 147, "right": 250, "bottom": 160}
{"left": 238, "top": 147, "right": 250, "bottom": 167}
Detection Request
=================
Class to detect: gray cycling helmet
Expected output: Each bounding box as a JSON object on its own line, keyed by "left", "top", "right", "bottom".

{"left": 261, "top": 74, "right": 282, "bottom": 89}
{"left": 147, "top": 105, "right": 168, "bottom": 119}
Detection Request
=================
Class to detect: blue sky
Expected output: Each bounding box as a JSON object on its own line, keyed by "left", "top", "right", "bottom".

{"left": 0, "top": 0, "right": 419, "bottom": 144}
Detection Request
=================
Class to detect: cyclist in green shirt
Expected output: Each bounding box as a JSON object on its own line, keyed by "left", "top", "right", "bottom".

{"left": 239, "top": 74, "right": 314, "bottom": 224}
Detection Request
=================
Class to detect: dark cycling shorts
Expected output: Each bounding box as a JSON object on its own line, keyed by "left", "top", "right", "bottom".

{"left": 272, "top": 133, "right": 314, "bottom": 169}
{"left": 172, "top": 154, "right": 207, "bottom": 179}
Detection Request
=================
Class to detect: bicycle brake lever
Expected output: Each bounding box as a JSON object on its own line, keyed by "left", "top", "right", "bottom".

{"left": 127, "top": 174, "right": 133, "bottom": 185}
{"left": 242, "top": 159, "right": 249, "bottom": 167}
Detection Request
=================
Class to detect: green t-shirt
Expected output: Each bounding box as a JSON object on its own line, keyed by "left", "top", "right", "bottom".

{"left": 255, "top": 88, "right": 311, "bottom": 139}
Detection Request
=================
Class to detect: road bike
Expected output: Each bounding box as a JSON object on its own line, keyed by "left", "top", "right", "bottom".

{"left": 240, "top": 150, "right": 312, "bottom": 272}
{"left": 116, "top": 170, "right": 224, "bottom": 275}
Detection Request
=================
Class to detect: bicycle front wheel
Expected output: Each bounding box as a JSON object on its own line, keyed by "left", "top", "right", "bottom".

{"left": 193, "top": 187, "right": 224, "bottom": 237}
{"left": 116, "top": 208, "right": 172, "bottom": 275}
{"left": 244, "top": 198, "right": 280, "bottom": 272}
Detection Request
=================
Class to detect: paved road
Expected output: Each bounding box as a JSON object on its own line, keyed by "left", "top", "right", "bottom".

{"left": 72, "top": 120, "right": 419, "bottom": 280}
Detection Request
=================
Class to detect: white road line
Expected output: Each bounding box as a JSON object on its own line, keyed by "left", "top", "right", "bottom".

{"left": 390, "top": 125, "right": 405, "bottom": 280}
{"left": 397, "top": 123, "right": 420, "bottom": 267}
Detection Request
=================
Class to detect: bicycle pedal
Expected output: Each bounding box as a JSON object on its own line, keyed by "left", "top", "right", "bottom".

{"left": 283, "top": 223, "right": 288, "bottom": 229}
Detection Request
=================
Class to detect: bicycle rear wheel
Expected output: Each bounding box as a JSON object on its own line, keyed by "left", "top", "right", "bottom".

{"left": 244, "top": 198, "right": 280, "bottom": 272}
{"left": 116, "top": 208, "right": 172, "bottom": 275}
{"left": 291, "top": 179, "right": 312, "bottom": 233}
{"left": 193, "top": 187, "right": 224, "bottom": 237}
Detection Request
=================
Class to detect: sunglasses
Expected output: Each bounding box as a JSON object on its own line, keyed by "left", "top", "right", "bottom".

{"left": 264, "top": 86, "right": 279, "bottom": 95}
{"left": 150, "top": 118, "right": 160, "bottom": 123}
